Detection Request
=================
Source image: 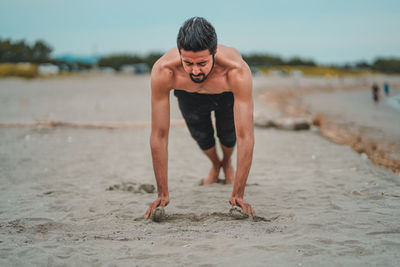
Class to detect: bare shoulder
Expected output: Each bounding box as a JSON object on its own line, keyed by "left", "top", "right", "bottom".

{"left": 218, "top": 45, "right": 244, "bottom": 64}
{"left": 218, "top": 45, "right": 250, "bottom": 76}
{"left": 217, "top": 45, "right": 251, "bottom": 90}
{"left": 151, "top": 48, "right": 180, "bottom": 91}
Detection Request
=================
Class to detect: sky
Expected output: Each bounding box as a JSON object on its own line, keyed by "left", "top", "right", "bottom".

{"left": 1, "top": 0, "right": 400, "bottom": 64}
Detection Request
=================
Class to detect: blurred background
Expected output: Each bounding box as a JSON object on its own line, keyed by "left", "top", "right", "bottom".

{"left": 1, "top": 0, "right": 400, "bottom": 77}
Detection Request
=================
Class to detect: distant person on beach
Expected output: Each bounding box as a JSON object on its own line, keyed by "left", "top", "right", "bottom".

{"left": 145, "top": 17, "right": 255, "bottom": 218}
{"left": 384, "top": 82, "right": 389, "bottom": 96}
{"left": 372, "top": 83, "right": 380, "bottom": 104}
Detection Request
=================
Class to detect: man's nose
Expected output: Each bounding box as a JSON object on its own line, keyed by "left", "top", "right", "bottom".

{"left": 192, "top": 66, "right": 201, "bottom": 75}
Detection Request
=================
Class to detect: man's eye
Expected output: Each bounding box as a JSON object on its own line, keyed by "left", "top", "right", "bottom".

{"left": 186, "top": 63, "right": 193, "bottom": 66}
{"left": 198, "top": 63, "right": 206, "bottom": 67}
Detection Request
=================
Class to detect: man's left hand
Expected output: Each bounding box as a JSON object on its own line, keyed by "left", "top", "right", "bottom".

{"left": 229, "top": 196, "right": 255, "bottom": 216}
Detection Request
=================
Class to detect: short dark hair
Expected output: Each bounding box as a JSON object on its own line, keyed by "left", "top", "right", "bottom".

{"left": 177, "top": 17, "right": 217, "bottom": 55}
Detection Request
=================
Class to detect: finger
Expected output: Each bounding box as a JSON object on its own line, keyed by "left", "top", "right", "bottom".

{"left": 144, "top": 204, "right": 156, "bottom": 218}
{"left": 235, "top": 199, "right": 244, "bottom": 209}
{"left": 160, "top": 199, "right": 168, "bottom": 207}
{"left": 144, "top": 207, "right": 152, "bottom": 218}
{"left": 144, "top": 199, "right": 160, "bottom": 218}
{"left": 242, "top": 203, "right": 249, "bottom": 215}
{"left": 249, "top": 206, "right": 255, "bottom": 216}
{"left": 242, "top": 202, "right": 254, "bottom": 216}
{"left": 237, "top": 200, "right": 250, "bottom": 215}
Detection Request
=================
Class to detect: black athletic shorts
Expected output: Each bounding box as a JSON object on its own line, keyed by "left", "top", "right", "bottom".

{"left": 174, "top": 89, "right": 236, "bottom": 150}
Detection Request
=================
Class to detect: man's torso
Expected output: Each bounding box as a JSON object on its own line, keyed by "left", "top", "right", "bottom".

{"left": 155, "top": 45, "right": 246, "bottom": 95}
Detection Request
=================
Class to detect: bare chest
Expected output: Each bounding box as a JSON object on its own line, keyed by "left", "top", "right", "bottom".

{"left": 172, "top": 73, "right": 231, "bottom": 94}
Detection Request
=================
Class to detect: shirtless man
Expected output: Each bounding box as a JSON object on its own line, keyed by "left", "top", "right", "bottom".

{"left": 144, "top": 17, "right": 255, "bottom": 218}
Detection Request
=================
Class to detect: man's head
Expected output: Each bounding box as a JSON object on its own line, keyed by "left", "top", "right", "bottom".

{"left": 177, "top": 17, "right": 217, "bottom": 83}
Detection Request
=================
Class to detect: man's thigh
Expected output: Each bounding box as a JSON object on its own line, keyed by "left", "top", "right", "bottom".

{"left": 215, "top": 92, "right": 236, "bottom": 148}
{"left": 174, "top": 90, "right": 216, "bottom": 150}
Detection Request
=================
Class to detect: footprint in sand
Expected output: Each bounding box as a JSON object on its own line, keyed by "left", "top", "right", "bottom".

{"left": 198, "top": 178, "right": 226, "bottom": 186}
{"left": 107, "top": 182, "right": 155, "bottom": 194}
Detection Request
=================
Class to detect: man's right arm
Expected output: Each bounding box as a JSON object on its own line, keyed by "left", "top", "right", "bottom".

{"left": 144, "top": 64, "right": 172, "bottom": 218}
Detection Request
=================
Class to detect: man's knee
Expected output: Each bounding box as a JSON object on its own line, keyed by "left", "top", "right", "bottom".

{"left": 218, "top": 134, "right": 236, "bottom": 148}
{"left": 198, "top": 137, "right": 216, "bottom": 150}
{"left": 187, "top": 126, "right": 216, "bottom": 150}
{"left": 216, "top": 120, "right": 236, "bottom": 148}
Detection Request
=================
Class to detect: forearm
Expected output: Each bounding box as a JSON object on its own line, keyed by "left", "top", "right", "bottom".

{"left": 232, "top": 135, "right": 254, "bottom": 198}
{"left": 150, "top": 135, "right": 169, "bottom": 197}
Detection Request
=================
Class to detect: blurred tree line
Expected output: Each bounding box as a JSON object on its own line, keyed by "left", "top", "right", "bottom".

{"left": 243, "top": 54, "right": 400, "bottom": 74}
{"left": 97, "top": 53, "right": 317, "bottom": 70}
{"left": 0, "top": 38, "right": 52, "bottom": 63}
{"left": 370, "top": 58, "right": 400, "bottom": 73}
{"left": 343, "top": 58, "right": 400, "bottom": 74}
{"left": 97, "top": 53, "right": 162, "bottom": 71}
{"left": 242, "top": 53, "right": 316, "bottom": 66}
{"left": 2, "top": 38, "right": 400, "bottom": 74}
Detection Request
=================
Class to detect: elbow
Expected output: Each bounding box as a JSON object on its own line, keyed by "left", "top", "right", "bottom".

{"left": 236, "top": 132, "right": 254, "bottom": 147}
{"left": 150, "top": 129, "right": 168, "bottom": 150}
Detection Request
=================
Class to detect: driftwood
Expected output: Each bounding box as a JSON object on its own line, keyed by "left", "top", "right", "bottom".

{"left": 313, "top": 114, "right": 400, "bottom": 175}
{"left": 255, "top": 117, "right": 311, "bottom": 131}
{"left": 257, "top": 86, "right": 400, "bottom": 175}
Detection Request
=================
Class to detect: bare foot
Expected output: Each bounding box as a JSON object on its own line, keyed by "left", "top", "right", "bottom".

{"left": 222, "top": 160, "right": 235, "bottom": 184}
{"left": 202, "top": 164, "right": 221, "bottom": 185}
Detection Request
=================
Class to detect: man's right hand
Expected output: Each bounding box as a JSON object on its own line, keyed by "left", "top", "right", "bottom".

{"left": 144, "top": 196, "right": 170, "bottom": 219}
{"left": 229, "top": 196, "right": 255, "bottom": 216}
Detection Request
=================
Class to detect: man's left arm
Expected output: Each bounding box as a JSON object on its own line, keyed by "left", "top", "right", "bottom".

{"left": 230, "top": 63, "right": 255, "bottom": 216}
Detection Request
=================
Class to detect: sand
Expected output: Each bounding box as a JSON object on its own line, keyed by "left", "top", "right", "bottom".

{"left": 256, "top": 74, "right": 400, "bottom": 174}
{"left": 1, "top": 74, "right": 400, "bottom": 266}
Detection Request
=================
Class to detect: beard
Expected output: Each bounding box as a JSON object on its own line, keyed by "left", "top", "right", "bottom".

{"left": 188, "top": 55, "right": 215, "bottom": 84}
{"left": 190, "top": 73, "right": 207, "bottom": 83}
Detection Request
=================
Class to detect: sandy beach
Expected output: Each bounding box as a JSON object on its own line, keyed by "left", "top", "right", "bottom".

{"left": 1, "top": 74, "right": 400, "bottom": 266}
{"left": 256, "top": 75, "right": 400, "bottom": 174}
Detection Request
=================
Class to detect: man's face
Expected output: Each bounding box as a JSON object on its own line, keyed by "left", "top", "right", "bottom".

{"left": 180, "top": 49, "right": 214, "bottom": 83}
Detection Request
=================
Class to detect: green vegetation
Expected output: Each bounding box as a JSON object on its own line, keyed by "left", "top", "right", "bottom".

{"left": 258, "top": 65, "right": 374, "bottom": 77}
{"left": 0, "top": 63, "right": 38, "bottom": 78}
{"left": 242, "top": 53, "right": 400, "bottom": 75}
{"left": 0, "top": 39, "right": 52, "bottom": 63}
{"left": 242, "top": 53, "right": 316, "bottom": 67}
{"left": 242, "top": 53, "right": 285, "bottom": 66}
{"left": 242, "top": 54, "right": 397, "bottom": 76}
{"left": 98, "top": 52, "right": 163, "bottom": 71}
{"left": 1, "top": 37, "right": 400, "bottom": 78}
{"left": 371, "top": 58, "right": 400, "bottom": 74}
{"left": 98, "top": 54, "right": 142, "bottom": 70}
